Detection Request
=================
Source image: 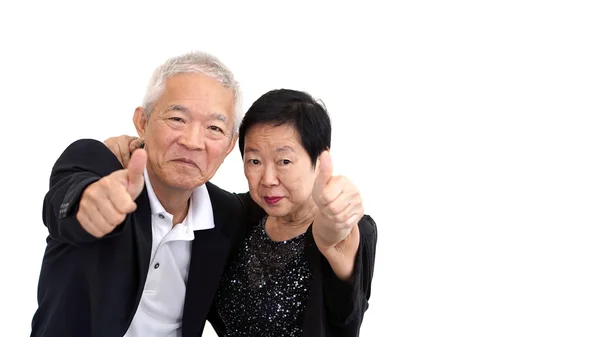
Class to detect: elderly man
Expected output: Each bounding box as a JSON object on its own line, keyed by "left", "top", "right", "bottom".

{"left": 31, "top": 51, "right": 244, "bottom": 337}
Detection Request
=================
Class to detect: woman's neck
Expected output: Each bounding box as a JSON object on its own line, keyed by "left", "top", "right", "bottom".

{"left": 265, "top": 201, "right": 318, "bottom": 242}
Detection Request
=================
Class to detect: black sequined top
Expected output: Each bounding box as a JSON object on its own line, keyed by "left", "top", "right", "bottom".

{"left": 214, "top": 216, "right": 312, "bottom": 336}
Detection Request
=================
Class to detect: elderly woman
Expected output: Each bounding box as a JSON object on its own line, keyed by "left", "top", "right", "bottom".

{"left": 106, "top": 89, "right": 377, "bottom": 337}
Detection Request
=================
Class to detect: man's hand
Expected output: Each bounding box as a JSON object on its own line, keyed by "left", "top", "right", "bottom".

{"left": 104, "top": 135, "right": 144, "bottom": 167}
{"left": 311, "top": 151, "right": 364, "bottom": 249}
{"left": 76, "top": 149, "right": 147, "bottom": 238}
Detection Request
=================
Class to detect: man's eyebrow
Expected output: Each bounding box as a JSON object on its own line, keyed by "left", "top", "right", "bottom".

{"left": 165, "top": 104, "right": 190, "bottom": 113}
{"left": 163, "top": 106, "right": 229, "bottom": 125}
{"left": 211, "top": 113, "right": 228, "bottom": 123}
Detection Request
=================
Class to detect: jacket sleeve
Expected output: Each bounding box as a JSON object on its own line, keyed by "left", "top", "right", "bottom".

{"left": 321, "top": 214, "right": 378, "bottom": 335}
{"left": 42, "top": 138, "right": 126, "bottom": 246}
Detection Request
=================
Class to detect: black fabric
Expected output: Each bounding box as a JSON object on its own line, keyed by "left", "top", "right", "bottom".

{"left": 31, "top": 139, "right": 246, "bottom": 337}
{"left": 209, "top": 193, "right": 378, "bottom": 337}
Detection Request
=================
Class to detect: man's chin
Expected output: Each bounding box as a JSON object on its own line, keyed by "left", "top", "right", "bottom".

{"left": 158, "top": 174, "right": 207, "bottom": 191}
{"left": 156, "top": 165, "right": 216, "bottom": 190}
{"left": 171, "top": 179, "right": 207, "bottom": 190}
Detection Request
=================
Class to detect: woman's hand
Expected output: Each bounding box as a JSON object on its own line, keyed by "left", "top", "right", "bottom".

{"left": 312, "top": 151, "right": 363, "bottom": 280}
{"left": 104, "top": 135, "right": 144, "bottom": 167}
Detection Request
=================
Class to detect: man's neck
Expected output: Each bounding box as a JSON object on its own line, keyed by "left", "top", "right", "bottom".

{"left": 147, "top": 171, "right": 193, "bottom": 226}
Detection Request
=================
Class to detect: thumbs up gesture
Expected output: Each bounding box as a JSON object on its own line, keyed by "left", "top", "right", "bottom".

{"left": 76, "top": 149, "right": 147, "bottom": 238}
{"left": 312, "top": 151, "right": 364, "bottom": 248}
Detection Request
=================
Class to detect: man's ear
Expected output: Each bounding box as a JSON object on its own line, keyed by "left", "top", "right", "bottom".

{"left": 133, "top": 107, "right": 147, "bottom": 139}
{"left": 226, "top": 133, "right": 239, "bottom": 157}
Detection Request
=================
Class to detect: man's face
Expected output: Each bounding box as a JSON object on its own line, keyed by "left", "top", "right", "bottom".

{"left": 133, "top": 73, "right": 237, "bottom": 192}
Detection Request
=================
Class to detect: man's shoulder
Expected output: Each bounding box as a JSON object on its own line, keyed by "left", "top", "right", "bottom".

{"left": 204, "top": 183, "right": 250, "bottom": 204}
{"left": 60, "top": 138, "right": 114, "bottom": 156}
{"left": 55, "top": 138, "right": 123, "bottom": 168}
{"left": 51, "top": 138, "right": 124, "bottom": 178}
{"left": 204, "top": 182, "right": 244, "bottom": 213}
{"left": 205, "top": 182, "right": 235, "bottom": 200}
{"left": 204, "top": 184, "right": 263, "bottom": 224}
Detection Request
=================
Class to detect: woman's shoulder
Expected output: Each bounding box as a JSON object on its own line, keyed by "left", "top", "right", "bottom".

{"left": 234, "top": 192, "right": 266, "bottom": 225}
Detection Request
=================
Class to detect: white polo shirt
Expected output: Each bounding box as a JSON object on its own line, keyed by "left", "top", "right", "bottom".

{"left": 123, "top": 169, "right": 214, "bottom": 337}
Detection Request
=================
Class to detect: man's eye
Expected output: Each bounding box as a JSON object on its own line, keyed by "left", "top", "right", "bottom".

{"left": 209, "top": 126, "right": 224, "bottom": 133}
{"left": 169, "top": 117, "right": 184, "bottom": 122}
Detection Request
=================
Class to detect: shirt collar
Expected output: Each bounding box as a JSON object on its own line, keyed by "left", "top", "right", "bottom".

{"left": 143, "top": 168, "right": 214, "bottom": 231}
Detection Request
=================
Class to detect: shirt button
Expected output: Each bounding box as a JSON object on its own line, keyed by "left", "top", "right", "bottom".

{"left": 154, "top": 263, "right": 160, "bottom": 269}
{"left": 158, "top": 214, "right": 165, "bottom": 219}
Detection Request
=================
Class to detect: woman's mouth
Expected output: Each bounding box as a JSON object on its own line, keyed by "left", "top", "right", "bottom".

{"left": 264, "top": 196, "right": 283, "bottom": 205}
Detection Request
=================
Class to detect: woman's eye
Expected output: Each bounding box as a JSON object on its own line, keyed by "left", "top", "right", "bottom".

{"left": 280, "top": 159, "right": 291, "bottom": 165}
{"left": 249, "top": 159, "right": 260, "bottom": 165}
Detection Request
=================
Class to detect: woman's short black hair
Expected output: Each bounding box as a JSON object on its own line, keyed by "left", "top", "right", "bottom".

{"left": 238, "top": 89, "right": 332, "bottom": 167}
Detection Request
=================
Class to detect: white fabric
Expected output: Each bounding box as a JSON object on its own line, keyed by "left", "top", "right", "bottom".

{"left": 123, "top": 169, "right": 214, "bottom": 337}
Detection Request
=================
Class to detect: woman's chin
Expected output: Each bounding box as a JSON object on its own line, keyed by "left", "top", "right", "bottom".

{"left": 261, "top": 204, "right": 290, "bottom": 218}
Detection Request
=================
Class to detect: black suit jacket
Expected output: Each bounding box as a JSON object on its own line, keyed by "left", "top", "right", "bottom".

{"left": 31, "top": 139, "right": 246, "bottom": 337}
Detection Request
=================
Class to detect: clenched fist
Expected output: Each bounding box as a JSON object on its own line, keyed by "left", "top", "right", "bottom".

{"left": 311, "top": 151, "right": 364, "bottom": 248}
{"left": 77, "top": 149, "right": 147, "bottom": 238}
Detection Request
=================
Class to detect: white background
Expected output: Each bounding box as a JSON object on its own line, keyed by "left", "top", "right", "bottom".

{"left": 0, "top": 1, "right": 599, "bottom": 336}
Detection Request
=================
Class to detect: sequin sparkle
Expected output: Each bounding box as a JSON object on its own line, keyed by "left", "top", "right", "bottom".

{"left": 215, "top": 216, "right": 312, "bottom": 336}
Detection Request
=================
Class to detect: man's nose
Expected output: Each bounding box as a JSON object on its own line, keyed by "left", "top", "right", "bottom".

{"left": 178, "top": 126, "right": 206, "bottom": 150}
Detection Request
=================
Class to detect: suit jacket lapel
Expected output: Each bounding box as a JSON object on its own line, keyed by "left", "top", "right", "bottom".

{"left": 132, "top": 188, "right": 152, "bottom": 308}
{"left": 182, "top": 183, "right": 235, "bottom": 337}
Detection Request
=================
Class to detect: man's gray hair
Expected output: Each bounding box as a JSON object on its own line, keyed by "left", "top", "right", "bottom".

{"left": 141, "top": 51, "right": 243, "bottom": 133}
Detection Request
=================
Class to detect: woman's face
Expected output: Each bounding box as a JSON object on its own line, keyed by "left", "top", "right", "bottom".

{"left": 243, "top": 123, "right": 318, "bottom": 218}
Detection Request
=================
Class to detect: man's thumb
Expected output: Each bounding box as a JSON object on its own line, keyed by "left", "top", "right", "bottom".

{"left": 126, "top": 149, "right": 147, "bottom": 198}
{"left": 314, "top": 150, "right": 333, "bottom": 195}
